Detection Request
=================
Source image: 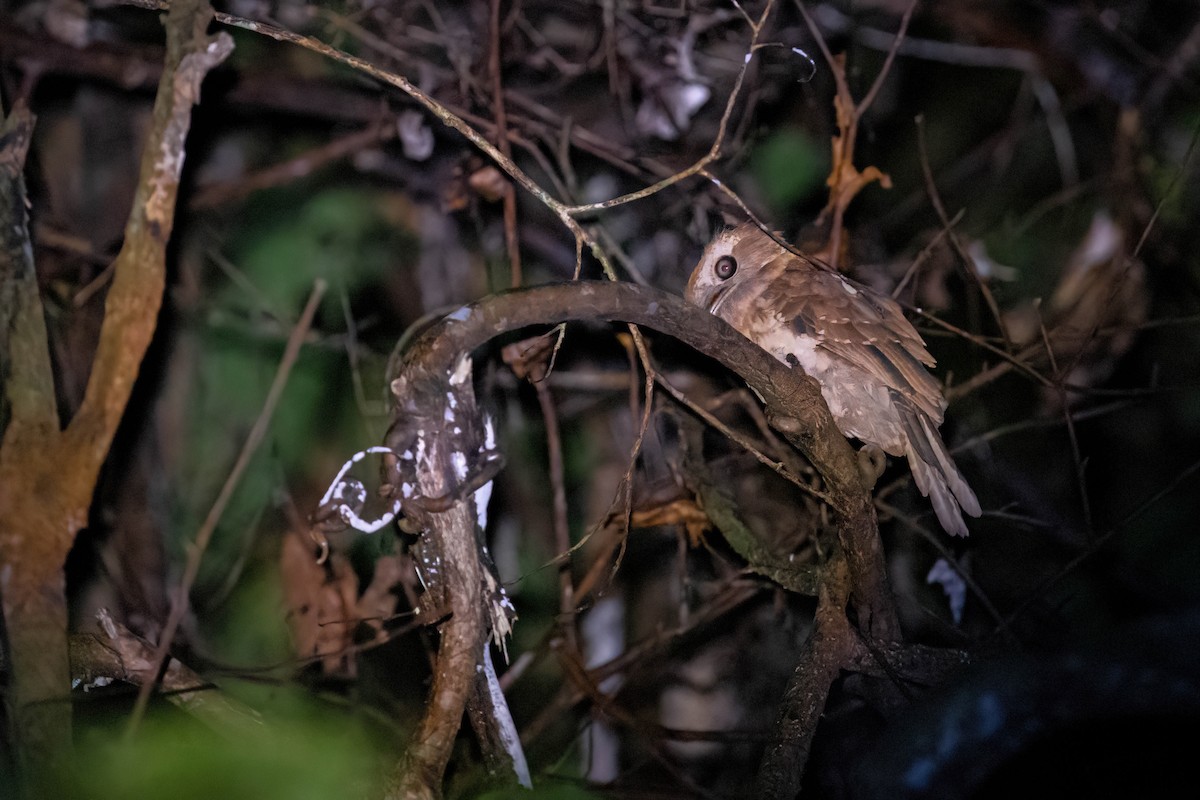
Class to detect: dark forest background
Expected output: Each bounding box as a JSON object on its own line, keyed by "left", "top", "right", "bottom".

{"left": 2, "top": 1, "right": 1200, "bottom": 798}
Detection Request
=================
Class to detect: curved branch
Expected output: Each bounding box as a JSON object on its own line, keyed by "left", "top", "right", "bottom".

{"left": 397, "top": 282, "right": 899, "bottom": 639}
{"left": 387, "top": 281, "right": 899, "bottom": 794}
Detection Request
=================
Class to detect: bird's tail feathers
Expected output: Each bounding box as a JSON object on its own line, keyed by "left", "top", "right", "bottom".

{"left": 897, "top": 397, "right": 980, "bottom": 537}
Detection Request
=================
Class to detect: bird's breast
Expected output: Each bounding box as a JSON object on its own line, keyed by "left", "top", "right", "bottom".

{"left": 745, "top": 313, "right": 907, "bottom": 453}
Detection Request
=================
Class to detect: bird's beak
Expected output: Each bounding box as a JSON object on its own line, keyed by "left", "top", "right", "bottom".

{"left": 705, "top": 283, "right": 730, "bottom": 313}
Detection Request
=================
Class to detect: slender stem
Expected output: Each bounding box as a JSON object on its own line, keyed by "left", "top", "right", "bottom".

{"left": 125, "top": 281, "right": 327, "bottom": 736}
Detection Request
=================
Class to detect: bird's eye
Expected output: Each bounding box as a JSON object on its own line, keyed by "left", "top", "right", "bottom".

{"left": 714, "top": 255, "right": 738, "bottom": 280}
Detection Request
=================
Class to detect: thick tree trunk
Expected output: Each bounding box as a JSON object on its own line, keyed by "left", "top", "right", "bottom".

{"left": 2, "top": 565, "right": 71, "bottom": 795}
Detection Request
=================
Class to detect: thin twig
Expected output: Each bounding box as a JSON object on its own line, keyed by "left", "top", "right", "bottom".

{"left": 655, "top": 372, "right": 832, "bottom": 504}
{"left": 793, "top": 0, "right": 841, "bottom": 92}
{"left": 956, "top": 398, "right": 1134, "bottom": 451}
{"left": 519, "top": 577, "right": 762, "bottom": 744}
{"left": 914, "top": 114, "right": 1013, "bottom": 350}
{"left": 892, "top": 208, "right": 965, "bottom": 299}
{"left": 794, "top": 0, "right": 912, "bottom": 266}
{"left": 141, "top": 0, "right": 776, "bottom": 251}
{"left": 190, "top": 120, "right": 394, "bottom": 209}
{"left": 855, "top": 0, "right": 918, "bottom": 116}
{"left": 610, "top": 330, "right": 658, "bottom": 580}
{"left": 1035, "top": 302, "right": 1094, "bottom": 538}
{"left": 875, "top": 500, "right": 1006, "bottom": 631}
{"left": 561, "top": 0, "right": 778, "bottom": 216}
{"left": 488, "top": 0, "right": 522, "bottom": 287}
{"left": 914, "top": 307, "right": 1050, "bottom": 389}
{"left": 539, "top": 375, "right": 577, "bottom": 650}
{"left": 507, "top": 334, "right": 578, "bottom": 651}
{"left": 816, "top": 4, "right": 1080, "bottom": 188}
{"left": 125, "top": 280, "right": 327, "bottom": 736}
{"left": 1002, "top": 458, "right": 1200, "bottom": 632}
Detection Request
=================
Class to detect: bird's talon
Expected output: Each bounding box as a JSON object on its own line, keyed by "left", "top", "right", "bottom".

{"left": 857, "top": 444, "right": 887, "bottom": 489}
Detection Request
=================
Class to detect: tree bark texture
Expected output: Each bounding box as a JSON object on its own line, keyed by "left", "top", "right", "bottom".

{"left": 0, "top": 2, "right": 231, "bottom": 793}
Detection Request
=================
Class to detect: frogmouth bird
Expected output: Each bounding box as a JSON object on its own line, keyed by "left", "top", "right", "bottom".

{"left": 685, "top": 223, "right": 980, "bottom": 537}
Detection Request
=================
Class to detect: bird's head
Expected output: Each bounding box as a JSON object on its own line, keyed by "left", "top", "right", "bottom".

{"left": 685, "top": 223, "right": 786, "bottom": 314}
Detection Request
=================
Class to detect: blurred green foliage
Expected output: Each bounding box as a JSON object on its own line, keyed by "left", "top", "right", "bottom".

{"left": 74, "top": 702, "right": 379, "bottom": 800}
{"left": 174, "top": 186, "right": 413, "bottom": 652}
{"left": 476, "top": 785, "right": 600, "bottom": 800}
{"left": 750, "top": 127, "right": 828, "bottom": 214}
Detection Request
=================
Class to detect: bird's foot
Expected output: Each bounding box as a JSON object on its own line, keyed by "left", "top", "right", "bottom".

{"left": 857, "top": 444, "right": 887, "bottom": 489}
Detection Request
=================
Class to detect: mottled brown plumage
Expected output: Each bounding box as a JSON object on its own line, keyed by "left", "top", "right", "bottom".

{"left": 686, "top": 223, "right": 980, "bottom": 536}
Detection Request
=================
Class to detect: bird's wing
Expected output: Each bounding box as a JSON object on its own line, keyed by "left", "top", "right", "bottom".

{"left": 760, "top": 256, "right": 947, "bottom": 422}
